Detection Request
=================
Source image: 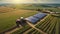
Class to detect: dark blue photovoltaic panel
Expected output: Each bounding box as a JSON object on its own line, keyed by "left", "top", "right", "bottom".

{"left": 25, "top": 13, "right": 47, "bottom": 24}
{"left": 25, "top": 16, "right": 39, "bottom": 23}
{"left": 33, "top": 13, "right": 47, "bottom": 19}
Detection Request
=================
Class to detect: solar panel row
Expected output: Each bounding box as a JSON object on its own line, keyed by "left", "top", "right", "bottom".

{"left": 25, "top": 13, "right": 47, "bottom": 24}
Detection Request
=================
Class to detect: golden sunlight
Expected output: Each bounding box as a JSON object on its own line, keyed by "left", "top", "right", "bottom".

{"left": 11, "top": 0, "right": 24, "bottom": 3}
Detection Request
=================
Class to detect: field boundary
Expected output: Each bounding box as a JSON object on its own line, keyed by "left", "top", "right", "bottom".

{"left": 0, "top": 13, "right": 48, "bottom": 34}
{"left": 0, "top": 26, "right": 17, "bottom": 34}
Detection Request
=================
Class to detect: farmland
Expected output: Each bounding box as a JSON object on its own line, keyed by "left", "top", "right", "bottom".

{"left": 0, "top": 4, "right": 60, "bottom": 34}
{"left": 12, "top": 14, "right": 60, "bottom": 34}
{"left": 0, "top": 6, "right": 38, "bottom": 33}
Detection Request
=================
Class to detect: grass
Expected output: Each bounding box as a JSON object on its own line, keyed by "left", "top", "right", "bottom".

{"left": 12, "top": 14, "right": 60, "bottom": 34}
{"left": 0, "top": 9, "right": 38, "bottom": 33}
{"left": 12, "top": 25, "right": 31, "bottom": 34}
{"left": 0, "top": 6, "right": 15, "bottom": 13}
{"left": 35, "top": 14, "right": 60, "bottom": 34}
{"left": 0, "top": 4, "right": 60, "bottom": 34}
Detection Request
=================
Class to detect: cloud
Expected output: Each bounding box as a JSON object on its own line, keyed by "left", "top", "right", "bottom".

{"left": 0, "top": 0, "right": 60, "bottom": 3}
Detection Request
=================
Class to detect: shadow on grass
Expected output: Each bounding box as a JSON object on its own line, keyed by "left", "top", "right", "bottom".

{"left": 0, "top": 26, "right": 17, "bottom": 34}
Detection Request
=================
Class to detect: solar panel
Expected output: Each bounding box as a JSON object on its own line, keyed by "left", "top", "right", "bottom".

{"left": 25, "top": 13, "right": 47, "bottom": 24}
{"left": 33, "top": 13, "right": 47, "bottom": 19}
{"left": 25, "top": 16, "right": 39, "bottom": 23}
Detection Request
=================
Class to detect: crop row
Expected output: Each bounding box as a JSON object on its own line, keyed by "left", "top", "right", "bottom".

{"left": 35, "top": 15, "right": 60, "bottom": 34}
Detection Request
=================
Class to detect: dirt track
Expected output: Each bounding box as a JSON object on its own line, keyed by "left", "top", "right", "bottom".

{"left": 26, "top": 22, "right": 47, "bottom": 34}
{"left": 4, "top": 13, "right": 49, "bottom": 34}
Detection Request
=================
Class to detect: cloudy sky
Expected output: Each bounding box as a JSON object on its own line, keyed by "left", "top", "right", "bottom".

{"left": 0, "top": 0, "right": 60, "bottom": 4}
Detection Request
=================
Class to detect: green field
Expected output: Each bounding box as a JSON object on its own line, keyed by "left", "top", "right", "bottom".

{"left": 0, "top": 4, "right": 60, "bottom": 34}
{"left": 12, "top": 4, "right": 60, "bottom": 12}
{"left": 0, "top": 8, "right": 38, "bottom": 33}
{"left": 12, "top": 14, "right": 60, "bottom": 34}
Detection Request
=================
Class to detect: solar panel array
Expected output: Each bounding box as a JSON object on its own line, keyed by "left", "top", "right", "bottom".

{"left": 25, "top": 13, "right": 47, "bottom": 24}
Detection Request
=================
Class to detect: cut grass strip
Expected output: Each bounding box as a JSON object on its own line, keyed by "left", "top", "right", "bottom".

{"left": 55, "top": 18, "right": 59, "bottom": 34}
{"left": 12, "top": 25, "right": 31, "bottom": 34}
{"left": 46, "top": 17, "right": 57, "bottom": 33}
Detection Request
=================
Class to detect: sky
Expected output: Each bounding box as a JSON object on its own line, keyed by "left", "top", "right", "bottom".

{"left": 0, "top": 0, "right": 60, "bottom": 4}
